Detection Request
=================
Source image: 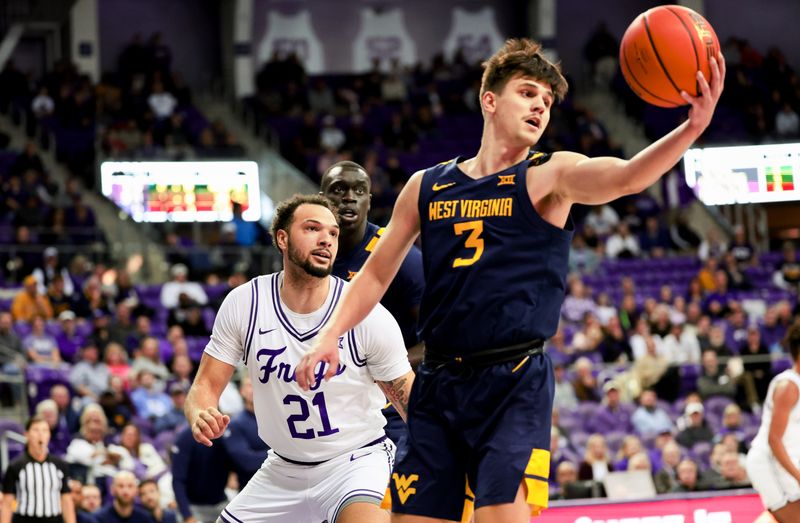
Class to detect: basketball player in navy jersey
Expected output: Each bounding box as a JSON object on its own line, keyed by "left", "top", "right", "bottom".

{"left": 321, "top": 161, "right": 425, "bottom": 455}
{"left": 298, "top": 38, "right": 725, "bottom": 522}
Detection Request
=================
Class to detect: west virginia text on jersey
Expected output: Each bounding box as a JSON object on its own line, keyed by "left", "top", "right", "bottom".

{"left": 416, "top": 152, "right": 574, "bottom": 356}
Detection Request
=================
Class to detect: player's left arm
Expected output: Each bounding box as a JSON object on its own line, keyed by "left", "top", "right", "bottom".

{"left": 555, "top": 53, "right": 725, "bottom": 206}
{"left": 377, "top": 370, "right": 415, "bottom": 422}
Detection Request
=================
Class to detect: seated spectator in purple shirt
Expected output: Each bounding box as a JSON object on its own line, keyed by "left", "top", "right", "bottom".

{"left": 561, "top": 277, "right": 596, "bottom": 324}
{"left": 23, "top": 315, "right": 62, "bottom": 365}
{"left": 55, "top": 309, "right": 85, "bottom": 362}
{"left": 759, "top": 307, "right": 786, "bottom": 352}
{"left": 588, "top": 381, "right": 633, "bottom": 433}
{"left": 702, "top": 271, "right": 733, "bottom": 318}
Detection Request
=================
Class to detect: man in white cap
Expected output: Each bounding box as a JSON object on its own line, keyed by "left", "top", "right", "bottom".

{"left": 32, "top": 246, "right": 75, "bottom": 296}
{"left": 159, "top": 263, "right": 208, "bottom": 310}
{"left": 676, "top": 402, "right": 714, "bottom": 449}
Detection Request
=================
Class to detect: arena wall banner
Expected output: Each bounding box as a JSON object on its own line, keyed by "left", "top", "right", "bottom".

{"left": 543, "top": 491, "right": 765, "bottom": 522}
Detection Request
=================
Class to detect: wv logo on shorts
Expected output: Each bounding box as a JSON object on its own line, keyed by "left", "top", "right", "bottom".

{"left": 392, "top": 473, "right": 419, "bottom": 504}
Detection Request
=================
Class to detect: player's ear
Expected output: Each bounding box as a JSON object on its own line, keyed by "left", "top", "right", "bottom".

{"left": 276, "top": 229, "right": 289, "bottom": 252}
{"left": 481, "top": 90, "right": 496, "bottom": 114}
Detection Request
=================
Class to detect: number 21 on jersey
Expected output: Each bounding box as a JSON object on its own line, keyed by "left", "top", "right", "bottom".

{"left": 453, "top": 220, "right": 484, "bottom": 267}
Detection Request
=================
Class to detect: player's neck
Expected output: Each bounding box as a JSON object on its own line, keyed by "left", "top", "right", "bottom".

{"left": 339, "top": 221, "right": 368, "bottom": 254}
{"left": 280, "top": 268, "right": 330, "bottom": 314}
{"left": 468, "top": 134, "right": 530, "bottom": 178}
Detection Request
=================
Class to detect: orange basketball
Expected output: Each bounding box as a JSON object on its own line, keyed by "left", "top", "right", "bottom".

{"left": 619, "top": 5, "right": 720, "bottom": 108}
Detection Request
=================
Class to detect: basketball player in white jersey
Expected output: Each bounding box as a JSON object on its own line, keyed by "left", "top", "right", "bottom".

{"left": 746, "top": 323, "right": 800, "bottom": 523}
{"left": 185, "top": 194, "right": 414, "bottom": 523}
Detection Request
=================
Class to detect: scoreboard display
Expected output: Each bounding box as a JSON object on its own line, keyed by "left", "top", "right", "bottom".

{"left": 100, "top": 161, "right": 261, "bottom": 222}
{"left": 683, "top": 142, "right": 799, "bottom": 205}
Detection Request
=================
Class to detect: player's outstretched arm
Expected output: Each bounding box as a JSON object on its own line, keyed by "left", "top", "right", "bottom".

{"left": 185, "top": 353, "right": 235, "bottom": 446}
{"left": 768, "top": 380, "right": 800, "bottom": 483}
{"left": 296, "top": 172, "right": 423, "bottom": 390}
{"left": 555, "top": 53, "right": 725, "bottom": 206}
{"left": 377, "top": 370, "right": 415, "bottom": 422}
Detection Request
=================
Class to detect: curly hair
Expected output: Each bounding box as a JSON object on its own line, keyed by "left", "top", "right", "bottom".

{"left": 785, "top": 321, "right": 800, "bottom": 361}
{"left": 480, "top": 38, "right": 568, "bottom": 103}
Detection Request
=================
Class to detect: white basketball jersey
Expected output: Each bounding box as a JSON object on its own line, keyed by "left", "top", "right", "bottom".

{"left": 751, "top": 368, "right": 800, "bottom": 458}
{"left": 442, "top": 7, "right": 505, "bottom": 64}
{"left": 352, "top": 8, "right": 416, "bottom": 73}
{"left": 205, "top": 273, "right": 410, "bottom": 462}
{"left": 257, "top": 10, "right": 325, "bottom": 73}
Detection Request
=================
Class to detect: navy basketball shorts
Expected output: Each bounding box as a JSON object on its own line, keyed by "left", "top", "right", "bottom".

{"left": 390, "top": 351, "right": 554, "bottom": 520}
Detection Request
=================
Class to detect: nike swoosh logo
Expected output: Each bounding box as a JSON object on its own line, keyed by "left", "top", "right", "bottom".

{"left": 432, "top": 182, "right": 456, "bottom": 191}
{"left": 258, "top": 328, "right": 276, "bottom": 335}
{"left": 350, "top": 452, "right": 370, "bottom": 462}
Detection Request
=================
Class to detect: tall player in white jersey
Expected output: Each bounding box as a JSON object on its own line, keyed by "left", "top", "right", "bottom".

{"left": 746, "top": 323, "right": 800, "bottom": 522}
{"left": 185, "top": 194, "right": 414, "bottom": 523}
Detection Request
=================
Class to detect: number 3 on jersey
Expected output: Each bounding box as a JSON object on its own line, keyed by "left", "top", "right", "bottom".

{"left": 453, "top": 220, "right": 484, "bottom": 267}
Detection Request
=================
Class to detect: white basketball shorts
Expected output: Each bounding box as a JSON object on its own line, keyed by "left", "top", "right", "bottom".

{"left": 746, "top": 445, "right": 800, "bottom": 512}
{"left": 219, "top": 437, "right": 395, "bottom": 522}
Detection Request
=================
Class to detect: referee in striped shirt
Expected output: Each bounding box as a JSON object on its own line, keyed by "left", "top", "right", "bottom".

{"left": 1, "top": 416, "right": 75, "bottom": 523}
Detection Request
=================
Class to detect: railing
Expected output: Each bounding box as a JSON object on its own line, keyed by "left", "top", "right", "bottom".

{"left": 0, "top": 429, "right": 25, "bottom": 475}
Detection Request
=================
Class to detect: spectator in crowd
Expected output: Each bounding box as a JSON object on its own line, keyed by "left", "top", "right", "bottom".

{"left": 627, "top": 451, "right": 653, "bottom": 473}
{"left": 569, "top": 233, "right": 599, "bottom": 274}
{"left": 139, "top": 479, "right": 177, "bottom": 523}
{"left": 171, "top": 425, "right": 234, "bottom": 523}
{"left": 159, "top": 264, "right": 208, "bottom": 309}
{"left": 79, "top": 484, "right": 102, "bottom": 514}
{"left": 50, "top": 383, "right": 80, "bottom": 434}
{"left": 662, "top": 321, "right": 701, "bottom": 364}
{"left": 23, "top": 315, "right": 62, "bottom": 365}
{"left": 108, "top": 302, "right": 136, "bottom": 347}
{"left": 32, "top": 247, "right": 75, "bottom": 297}
{"left": 697, "top": 258, "right": 719, "bottom": 292}
{"left": 676, "top": 403, "right": 715, "bottom": 448}
{"left": 578, "top": 434, "right": 613, "bottom": 482}
{"left": 721, "top": 252, "right": 752, "bottom": 291}
{"left": 35, "top": 398, "right": 71, "bottom": 456}
{"left": 775, "top": 102, "right": 799, "bottom": 137}
{"left": 99, "top": 375, "right": 135, "bottom": 432}
{"left": 11, "top": 275, "right": 54, "bottom": 322}
{"left": 167, "top": 354, "right": 194, "bottom": 392}
{"left": 222, "top": 376, "right": 269, "bottom": 488}
{"left": 713, "top": 451, "right": 752, "bottom": 489}
{"left": 654, "top": 441, "right": 683, "bottom": 493}
{"left": 153, "top": 382, "right": 188, "bottom": 434}
{"left": 605, "top": 222, "right": 640, "bottom": 259}
{"left": 94, "top": 471, "right": 152, "bottom": 523}
{"left": 630, "top": 336, "right": 674, "bottom": 400}
{"left": 1, "top": 416, "right": 75, "bottom": 523}
{"left": 632, "top": 389, "right": 674, "bottom": 439}
{"left": 716, "top": 403, "right": 747, "bottom": 444}
{"left": 729, "top": 226, "right": 755, "bottom": 269}
{"left": 698, "top": 228, "right": 727, "bottom": 262}
{"left": 672, "top": 459, "right": 703, "bottom": 492}
{"left": 589, "top": 382, "right": 633, "bottom": 434}
{"left": 571, "top": 357, "right": 600, "bottom": 402}
{"left": 69, "top": 342, "right": 111, "bottom": 406}
{"left": 104, "top": 342, "right": 131, "bottom": 388}
{"left": 130, "top": 369, "right": 172, "bottom": 421}
{"left": 639, "top": 216, "right": 672, "bottom": 257}
{"left": 131, "top": 336, "right": 170, "bottom": 382}
{"left": 561, "top": 277, "right": 597, "bottom": 324}
{"left": 66, "top": 404, "right": 124, "bottom": 486}
{"left": 707, "top": 324, "right": 733, "bottom": 356}
{"left": 112, "top": 424, "right": 171, "bottom": 503}
{"left": 148, "top": 81, "right": 177, "bottom": 120}
{"left": 614, "top": 435, "right": 644, "bottom": 471}
{"left": 551, "top": 462, "right": 579, "bottom": 501}
{"left": 774, "top": 241, "right": 800, "bottom": 292}
{"left": 740, "top": 325, "right": 772, "bottom": 406}
{"left": 126, "top": 315, "right": 153, "bottom": 354}
{"left": 553, "top": 361, "right": 578, "bottom": 411}
{"left": 697, "top": 349, "right": 738, "bottom": 401}
{"left": 598, "top": 316, "right": 633, "bottom": 363}
{"left": 0, "top": 311, "right": 25, "bottom": 404}
{"left": 55, "top": 310, "right": 85, "bottom": 362}
{"left": 584, "top": 205, "right": 619, "bottom": 237}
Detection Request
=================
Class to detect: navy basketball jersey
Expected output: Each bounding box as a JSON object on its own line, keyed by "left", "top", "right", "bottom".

{"left": 333, "top": 222, "right": 425, "bottom": 347}
{"left": 417, "top": 152, "right": 574, "bottom": 355}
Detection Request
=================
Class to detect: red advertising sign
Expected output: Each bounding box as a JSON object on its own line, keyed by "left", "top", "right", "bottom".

{"left": 541, "top": 493, "right": 768, "bottom": 523}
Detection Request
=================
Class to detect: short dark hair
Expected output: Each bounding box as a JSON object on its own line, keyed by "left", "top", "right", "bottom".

{"left": 139, "top": 479, "right": 158, "bottom": 490}
{"left": 270, "top": 194, "right": 339, "bottom": 253}
{"left": 321, "top": 161, "right": 368, "bottom": 187}
{"left": 26, "top": 414, "right": 50, "bottom": 431}
{"left": 480, "top": 38, "right": 568, "bottom": 103}
{"left": 786, "top": 323, "right": 800, "bottom": 361}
